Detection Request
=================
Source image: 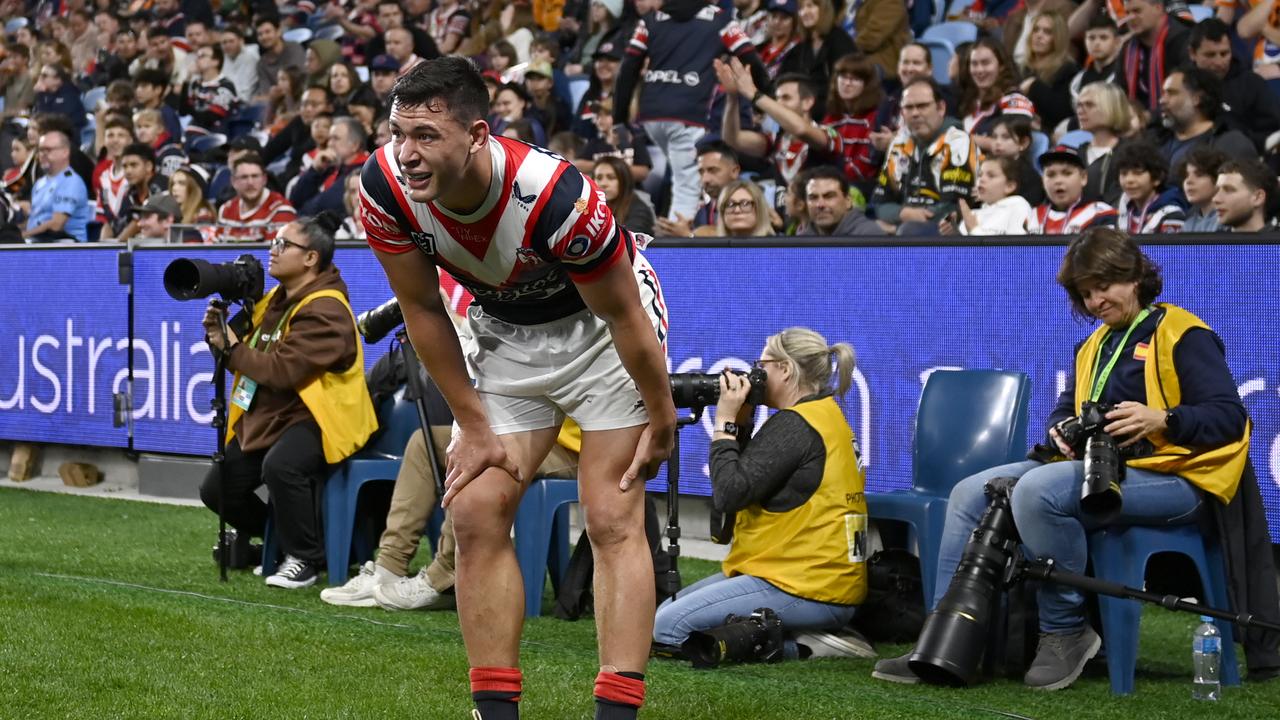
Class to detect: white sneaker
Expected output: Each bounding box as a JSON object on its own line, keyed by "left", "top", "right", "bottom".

{"left": 794, "top": 629, "right": 878, "bottom": 659}
{"left": 320, "top": 561, "right": 396, "bottom": 607}
{"left": 373, "top": 567, "right": 454, "bottom": 611}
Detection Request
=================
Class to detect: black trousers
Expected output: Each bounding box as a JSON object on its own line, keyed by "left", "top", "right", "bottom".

{"left": 199, "top": 421, "right": 328, "bottom": 564}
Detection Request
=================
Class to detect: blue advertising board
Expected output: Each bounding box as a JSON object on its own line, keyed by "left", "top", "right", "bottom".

{"left": 0, "top": 247, "right": 130, "bottom": 447}
{"left": 1, "top": 241, "right": 1278, "bottom": 541}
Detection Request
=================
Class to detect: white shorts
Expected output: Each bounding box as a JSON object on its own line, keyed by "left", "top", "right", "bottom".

{"left": 458, "top": 253, "right": 669, "bottom": 435}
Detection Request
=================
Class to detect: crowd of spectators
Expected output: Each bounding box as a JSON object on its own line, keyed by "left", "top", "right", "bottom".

{"left": 1, "top": 0, "right": 1279, "bottom": 244}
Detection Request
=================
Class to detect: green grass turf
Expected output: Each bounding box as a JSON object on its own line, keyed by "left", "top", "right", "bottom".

{"left": 0, "top": 487, "right": 1276, "bottom": 719}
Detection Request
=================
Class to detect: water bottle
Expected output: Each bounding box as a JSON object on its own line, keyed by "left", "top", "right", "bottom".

{"left": 1192, "top": 616, "right": 1221, "bottom": 701}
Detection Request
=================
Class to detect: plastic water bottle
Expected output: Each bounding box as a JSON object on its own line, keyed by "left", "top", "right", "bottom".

{"left": 1192, "top": 616, "right": 1221, "bottom": 701}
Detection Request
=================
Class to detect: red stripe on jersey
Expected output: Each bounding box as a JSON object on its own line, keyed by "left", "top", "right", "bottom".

{"left": 424, "top": 140, "right": 521, "bottom": 261}
{"left": 569, "top": 228, "right": 629, "bottom": 283}
{"left": 364, "top": 149, "right": 424, "bottom": 253}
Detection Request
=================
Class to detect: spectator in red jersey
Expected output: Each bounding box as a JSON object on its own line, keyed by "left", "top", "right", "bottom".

{"left": 217, "top": 153, "right": 298, "bottom": 242}
{"left": 821, "top": 53, "right": 882, "bottom": 192}
{"left": 92, "top": 116, "right": 135, "bottom": 232}
{"left": 1027, "top": 145, "right": 1118, "bottom": 234}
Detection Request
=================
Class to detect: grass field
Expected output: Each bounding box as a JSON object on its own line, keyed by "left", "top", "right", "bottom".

{"left": 1, "top": 486, "right": 1276, "bottom": 720}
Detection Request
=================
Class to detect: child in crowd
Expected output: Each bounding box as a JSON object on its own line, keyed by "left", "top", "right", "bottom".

{"left": 1113, "top": 139, "right": 1185, "bottom": 234}
{"left": 986, "top": 115, "right": 1045, "bottom": 205}
{"left": 947, "top": 156, "right": 1033, "bottom": 235}
{"left": 1069, "top": 14, "right": 1122, "bottom": 102}
{"left": 1179, "top": 146, "right": 1229, "bottom": 233}
{"left": 1027, "top": 145, "right": 1117, "bottom": 234}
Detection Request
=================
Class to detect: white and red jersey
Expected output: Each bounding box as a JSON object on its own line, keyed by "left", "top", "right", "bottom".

{"left": 93, "top": 160, "right": 128, "bottom": 225}
{"left": 1027, "top": 200, "right": 1117, "bottom": 235}
{"left": 216, "top": 190, "right": 297, "bottom": 242}
{"left": 360, "top": 135, "right": 636, "bottom": 325}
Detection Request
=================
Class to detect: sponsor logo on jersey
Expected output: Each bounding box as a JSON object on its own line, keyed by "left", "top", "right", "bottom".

{"left": 513, "top": 180, "right": 536, "bottom": 206}
{"left": 564, "top": 235, "right": 592, "bottom": 258}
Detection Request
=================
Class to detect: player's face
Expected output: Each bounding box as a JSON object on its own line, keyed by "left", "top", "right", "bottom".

{"left": 390, "top": 100, "right": 481, "bottom": 203}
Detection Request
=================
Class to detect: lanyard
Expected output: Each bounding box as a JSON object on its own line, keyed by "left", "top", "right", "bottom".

{"left": 1088, "top": 307, "right": 1151, "bottom": 402}
{"left": 247, "top": 302, "right": 297, "bottom": 353}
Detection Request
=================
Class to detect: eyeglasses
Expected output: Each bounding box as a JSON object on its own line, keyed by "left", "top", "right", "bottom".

{"left": 36, "top": 144, "right": 63, "bottom": 154}
{"left": 724, "top": 199, "right": 755, "bottom": 212}
{"left": 270, "top": 237, "right": 311, "bottom": 253}
{"left": 752, "top": 358, "right": 785, "bottom": 369}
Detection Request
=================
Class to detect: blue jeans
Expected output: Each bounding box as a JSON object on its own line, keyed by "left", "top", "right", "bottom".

{"left": 933, "top": 460, "right": 1203, "bottom": 633}
{"left": 653, "top": 572, "right": 857, "bottom": 655}
{"left": 642, "top": 120, "right": 706, "bottom": 221}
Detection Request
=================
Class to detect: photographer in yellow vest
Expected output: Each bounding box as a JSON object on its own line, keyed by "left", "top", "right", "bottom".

{"left": 653, "top": 327, "right": 872, "bottom": 661}
{"left": 200, "top": 215, "right": 377, "bottom": 590}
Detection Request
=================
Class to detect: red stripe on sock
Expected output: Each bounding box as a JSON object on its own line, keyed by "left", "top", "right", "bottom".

{"left": 594, "top": 672, "right": 645, "bottom": 707}
{"left": 470, "top": 667, "right": 523, "bottom": 695}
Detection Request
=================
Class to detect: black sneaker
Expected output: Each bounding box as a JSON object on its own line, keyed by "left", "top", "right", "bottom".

{"left": 1024, "top": 626, "right": 1102, "bottom": 691}
{"left": 264, "top": 555, "right": 319, "bottom": 589}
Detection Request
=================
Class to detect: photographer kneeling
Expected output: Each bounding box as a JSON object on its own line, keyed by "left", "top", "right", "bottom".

{"left": 874, "top": 228, "right": 1250, "bottom": 690}
{"left": 200, "top": 217, "right": 377, "bottom": 589}
{"left": 654, "top": 328, "right": 874, "bottom": 662}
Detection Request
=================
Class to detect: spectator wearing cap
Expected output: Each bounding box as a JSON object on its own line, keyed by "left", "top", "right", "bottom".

{"left": 570, "top": 40, "right": 622, "bottom": 142}
{"left": 289, "top": 116, "right": 369, "bottom": 218}
{"left": 133, "top": 193, "right": 182, "bottom": 241}
{"left": 183, "top": 43, "right": 240, "bottom": 134}
{"left": 759, "top": 0, "right": 802, "bottom": 78}
{"left": 614, "top": 0, "right": 771, "bottom": 222}
{"left": 365, "top": 0, "right": 440, "bottom": 62}
{"left": 369, "top": 54, "right": 401, "bottom": 104}
{"left": 23, "top": 127, "right": 90, "bottom": 243}
{"left": 1188, "top": 19, "right": 1280, "bottom": 154}
{"left": 777, "top": 0, "right": 856, "bottom": 119}
{"left": 219, "top": 23, "right": 260, "bottom": 103}
{"left": 1027, "top": 144, "right": 1117, "bottom": 234}
{"left": 1178, "top": 146, "right": 1228, "bottom": 233}
{"left": 564, "top": 0, "right": 623, "bottom": 75}
{"left": 872, "top": 78, "right": 980, "bottom": 236}
{"left": 524, "top": 61, "right": 570, "bottom": 135}
{"left": 32, "top": 65, "right": 86, "bottom": 138}
{"left": 957, "top": 38, "right": 1036, "bottom": 154}
{"left": 1114, "top": 0, "right": 1191, "bottom": 116}
{"left": 170, "top": 164, "right": 215, "bottom": 224}
{"left": 1149, "top": 66, "right": 1255, "bottom": 180}
{"left": 253, "top": 15, "right": 305, "bottom": 102}
{"left": 1212, "top": 159, "right": 1277, "bottom": 232}
{"left": 577, "top": 96, "right": 653, "bottom": 184}
{"left": 304, "top": 39, "right": 343, "bottom": 90}
{"left": 103, "top": 142, "right": 167, "bottom": 242}
{"left": 427, "top": 0, "right": 473, "bottom": 55}
{"left": 2, "top": 41, "right": 36, "bottom": 119}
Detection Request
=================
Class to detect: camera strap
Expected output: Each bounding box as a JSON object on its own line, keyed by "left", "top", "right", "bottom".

{"left": 1087, "top": 307, "right": 1151, "bottom": 402}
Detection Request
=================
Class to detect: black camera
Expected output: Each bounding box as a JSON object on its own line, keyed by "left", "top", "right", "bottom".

{"left": 682, "top": 607, "right": 785, "bottom": 668}
{"left": 670, "top": 367, "right": 767, "bottom": 409}
{"left": 1052, "top": 401, "right": 1133, "bottom": 521}
{"left": 356, "top": 297, "right": 404, "bottom": 344}
{"left": 163, "top": 254, "right": 264, "bottom": 304}
{"left": 909, "top": 476, "right": 1021, "bottom": 686}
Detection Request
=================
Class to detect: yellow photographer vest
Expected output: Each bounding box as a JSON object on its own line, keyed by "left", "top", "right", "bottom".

{"left": 721, "top": 396, "right": 868, "bottom": 605}
{"left": 227, "top": 287, "right": 378, "bottom": 464}
{"left": 1072, "top": 304, "right": 1250, "bottom": 504}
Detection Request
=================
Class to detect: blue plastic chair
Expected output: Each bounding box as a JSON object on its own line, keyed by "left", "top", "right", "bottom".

{"left": 922, "top": 21, "right": 980, "bottom": 49}
{"left": 867, "top": 370, "right": 1031, "bottom": 608}
{"left": 1057, "top": 129, "right": 1094, "bottom": 150}
{"left": 1088, "top": 523, "right": 1241, "bottom": 695}
{"left": 919, "top": 39, "right": 955, "bottom": 86}
{"left": 514, "top": 477, "right": 578, "bottom": 617}
{"left": 567, "top": 76, "right": 591, "bottom": 115}
{"left": 324, "top": 390, "right": 424, "bottom": 584}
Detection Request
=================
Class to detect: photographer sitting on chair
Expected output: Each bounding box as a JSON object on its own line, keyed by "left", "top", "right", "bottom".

{"left": 653, "top": 327, "right": 874, "bottom": 662}
{"left": 200, "top": 216, "right": 377, "bottom": 589}
{"left": 873, "top": 227, "right": 1251, "bottom": 690}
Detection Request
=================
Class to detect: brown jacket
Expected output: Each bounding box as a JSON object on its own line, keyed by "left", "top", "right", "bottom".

{"left": 226, "top": 265, "right": 359, "bottom": 452}
{"left": 854, "top": 0, "right": 911, "bottom": 81}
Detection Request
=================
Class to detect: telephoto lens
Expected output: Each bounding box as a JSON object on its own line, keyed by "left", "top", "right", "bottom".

{"left": 669, "top": 367, "right": 768, "bottom": 409}
{"left": 909, "top": 477, "right": 1022, "bottom": 686}
{"left": 356, "top": 297, "right": 405, "bottom": 344}
{"left": 682, "top": 608, "right": 785, "bottom": 668}
{"left": 163, "top": 254, "right": 264, "bottom": 303}
{"left": 1080, "top": 433, "right": 1123, "bottom": 520}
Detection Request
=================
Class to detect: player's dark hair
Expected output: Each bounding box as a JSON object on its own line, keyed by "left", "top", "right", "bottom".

{"left": 389, "top": 56, "right": 491, "bottom": 126}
